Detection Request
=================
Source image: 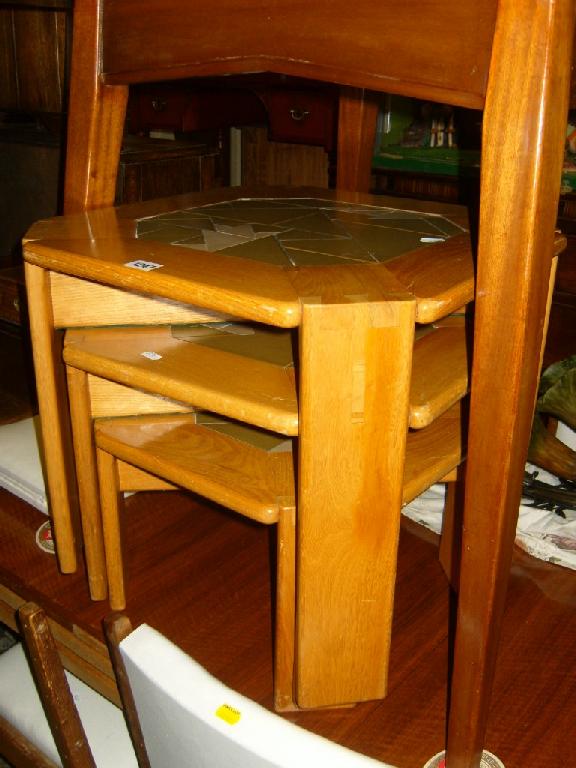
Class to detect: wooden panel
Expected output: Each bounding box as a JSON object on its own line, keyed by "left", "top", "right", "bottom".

{"left": 116, "top": 460, "right": 176, "bottom": 492}
{"left": 0, "top": 11, "right": 17, "bottom": 109}
{"left": 12, "top": 8, "right": 68, "bottom": 113}
{"left": 88, "top": 375, "right": 192, "bottom": 418}
{"left": 49, "top": 273, "right": 227, "bottom": 328}
{"left": 101, "top": 0, "right": 497, "bottom": 108}
{"left": 116, "top": 138, "right": 223, "bottom": 204}
{"left": 241, "top": 126, "right": 329, "bottom": 188}
{"left": 295, "top": 278, "right": 415, "bottom": 707}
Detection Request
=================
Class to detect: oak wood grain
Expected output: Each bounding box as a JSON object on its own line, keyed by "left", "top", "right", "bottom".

{"left": 64, "top": 326, "right": 299, "bottom": 435}
{"left": 26, "top": 238, "right": 302, "bottom": 328}
{"left": 410, "top": 324, "right": 469, "bottom": 429}
{"left": 295, "top": 291, "right": 415, "bottom": 707}
{"left": 95, "top": 415, "right": 295, "bottom": 524}
{"left": 23, "top": 262, "right": 79, "bottom": 574}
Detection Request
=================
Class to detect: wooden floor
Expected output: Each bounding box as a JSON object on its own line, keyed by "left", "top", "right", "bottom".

{"left": 1, "top": 485, "right": 575, "bottom": 768}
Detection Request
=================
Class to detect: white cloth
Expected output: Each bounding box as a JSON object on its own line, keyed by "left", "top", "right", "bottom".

{"left": 0, "top": 417, "right": 47, "bottom": 514}
{"left": 403, "top": 424, "right": 576, "bottom": 570}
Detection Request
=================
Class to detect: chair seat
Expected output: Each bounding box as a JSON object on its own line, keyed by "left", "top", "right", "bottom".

{"left": 119, "top": 622, "right": 393, "bottom": 767}
{"left": 0, "top": 644, "right": 137, "bottom": 768}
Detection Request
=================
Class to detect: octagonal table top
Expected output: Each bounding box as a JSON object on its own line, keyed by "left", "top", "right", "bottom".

{"left": 23, "top": 187, "right": 474, "bottom": 327}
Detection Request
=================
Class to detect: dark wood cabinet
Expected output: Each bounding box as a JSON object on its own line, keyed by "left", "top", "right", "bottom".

{"left": 117, "top": 136, "right": 223, "bottom": 203}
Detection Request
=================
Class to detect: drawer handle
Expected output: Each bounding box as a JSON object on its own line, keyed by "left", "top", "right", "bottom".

{"left": 289, "top": 107, "right": 311, "bottom": 122}
{"left": 151, "top": 98, "right": 167, "bottom": 112}
{"left": 13, "top": 297, "right": 19, "bottom": 311}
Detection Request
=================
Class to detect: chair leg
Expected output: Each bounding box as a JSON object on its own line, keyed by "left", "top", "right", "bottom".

{"left": 96, "top": 447, "right": 126, "bottom": 610}
{"left": 18, "top": 603, "right": 96, "bottom": 768}
{"left": 445, "top": 1, "right": 573, "bottom": 762}
{"left": 337, "top": 86, "right": 379, "bottom": 193}
{"left": 103, "top": 615, "right": 151, "bottom": 768}
{"left": 274, "top": 507, "right": 297, "bottom": 712}
{"left": 66, "top": 365, "right": 108, "bottom": 600}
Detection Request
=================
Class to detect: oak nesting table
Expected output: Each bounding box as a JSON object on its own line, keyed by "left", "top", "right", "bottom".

{"left": 23, "top": 186, "right": 473, "bottom": 710}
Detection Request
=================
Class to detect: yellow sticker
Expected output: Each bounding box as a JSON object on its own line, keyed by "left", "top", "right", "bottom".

{"left": 215, "top": 703, "right": 241, "bottom": 725}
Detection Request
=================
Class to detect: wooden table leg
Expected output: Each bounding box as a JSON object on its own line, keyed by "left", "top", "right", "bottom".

{"left": 295, "top": 291, "right": 415, "bottom": 708}
{"left": 24, "top": 262, "right": 80, "bottom": 573}
{"left": 66, "top": 366, "right": 107, "bottom": 600}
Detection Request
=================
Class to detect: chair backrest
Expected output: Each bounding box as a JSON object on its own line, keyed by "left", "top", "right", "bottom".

{"left": 116, "top": 621, "right": 393, "bottom": 768}
{"left": 64, "top": 0, "right": 502, "bottom": 211}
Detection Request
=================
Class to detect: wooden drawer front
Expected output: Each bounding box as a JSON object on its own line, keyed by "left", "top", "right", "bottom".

{"left": 263, "top": 89, "right": 337, "bottom": 150}
{"left": 116, "top": 141, "right": 222, "bottom": 203}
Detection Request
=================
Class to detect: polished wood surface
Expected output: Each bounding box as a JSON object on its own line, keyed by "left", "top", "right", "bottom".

{"left": 65, "top": 326, "right": 299, "bottom": 435}
{"left": 410, "top": 325, "right": 468, "bottom": 430}
{"left": 26, "top": 237, "right": 303, "bottom": 328}
{"left": 95, "top": 415, "right": 294, "bottom": 525}
{"left": 1, "top": 489, "right": 575, "bottom": 768}
{"left": 295, "top": 283, "right": 415, "bottom": 707}
{"left": 449, "top": 1, "right": 576, "bottom": 764}
{"left": 24, "top": 262, "right": 79, "bottom": 574}
{"left": 403, "top": 402, "right": 463, "bottom": 504}
{"left": 100, "top": 0, "right": 497, "bottom": 109}
{"left": 65, "top": 366, "right": 107, "bottom": 600}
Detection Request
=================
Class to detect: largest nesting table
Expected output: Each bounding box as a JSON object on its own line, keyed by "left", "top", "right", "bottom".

{"left": 22, "top": 187, "right": 473, "bottom": 710}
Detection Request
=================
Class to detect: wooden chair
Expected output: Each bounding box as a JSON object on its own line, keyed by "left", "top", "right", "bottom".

{"left": 0, "top": 602, "right": 400, "bottom": 768}
{"left": 0, "top": 603, "right": 137, "bottom": 768}
{"left": 21, "top": 0, "right": 574, "bottom": 764}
